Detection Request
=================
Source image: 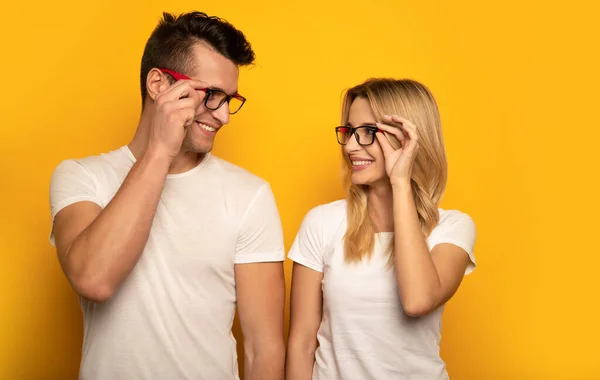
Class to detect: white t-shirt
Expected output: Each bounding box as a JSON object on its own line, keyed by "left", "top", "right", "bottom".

{"left": 49, "top": 146, "right": 285, "bottom": 380}
{"left": 288, "top": 199, "right": 476, "bottom": 380}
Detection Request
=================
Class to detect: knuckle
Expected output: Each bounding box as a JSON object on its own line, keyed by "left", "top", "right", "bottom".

{"left": 162, "top": 102, "right": 175, "bottom": 113}
{"left": 166, "top": 112, "right": 179, "bottom": 125}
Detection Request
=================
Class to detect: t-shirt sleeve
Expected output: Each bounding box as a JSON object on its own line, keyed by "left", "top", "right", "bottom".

{"left": 287, "top": 206, "right": 325, "bottom": 273}
{"left": 234, "top": 183, "right": 285, "bottom": 264}
{"left": 429, "top": 211, "right": 477, "bottom": 275}
{"left": 49, "top": 159, "right": 102, "bottom": 246}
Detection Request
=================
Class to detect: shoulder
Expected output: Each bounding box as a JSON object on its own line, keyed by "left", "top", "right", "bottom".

{"left": 296, "top": 199, "right": 347, "bottom": 240}
{"left": 51, "top": 147, "right": 129, "bottom": 178}
{"left": 289, "top": 199, "right": 347, "bottom": 270}
{"left": 437, "top": 209, "right": 476, "bottom": 229}
{"left": 303, "top": 199, "right": 347, "bottom": 225}
{"left": 430, "top": 208, "right": 477, "bottom": 275}
{"left": 429, "top": 208, "right": 477, "bottom": 254}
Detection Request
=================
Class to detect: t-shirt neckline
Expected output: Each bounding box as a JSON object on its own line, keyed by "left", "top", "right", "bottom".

{"left": 120, "top": 145, "right": 211, "bottom": 179}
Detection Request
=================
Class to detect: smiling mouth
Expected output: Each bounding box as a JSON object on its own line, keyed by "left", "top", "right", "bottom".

{"left": 197, "top": 122, "right": 216, "bottom": 133}
{"left": 351, "top": 160, "right": 374, "bottom": 171}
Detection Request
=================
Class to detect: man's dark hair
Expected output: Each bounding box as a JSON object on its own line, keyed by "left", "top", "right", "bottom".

{"left": 139, "top": 11, "right": 255, "bottom": 106}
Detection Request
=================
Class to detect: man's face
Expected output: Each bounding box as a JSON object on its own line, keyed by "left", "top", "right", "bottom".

{"left": 179, "top": 42, "right": 241, "bottom": 154}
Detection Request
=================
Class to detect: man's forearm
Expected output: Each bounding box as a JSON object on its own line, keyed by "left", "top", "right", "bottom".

{"left": 65, "top": 147, "right": 171, "bottom": 301}
{"left": 245, "top": 343, "right": 286, "bottom": 380}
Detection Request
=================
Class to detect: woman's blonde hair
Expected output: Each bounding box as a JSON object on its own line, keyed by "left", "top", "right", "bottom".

{"left": 341, "top": 78, "right": 447, "bottom": 264}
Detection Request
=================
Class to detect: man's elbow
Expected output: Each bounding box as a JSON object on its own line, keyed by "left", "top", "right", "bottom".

{"left": 69, "top": 273, "right": 115, "bottom": 303}
{"left": 246, "top": 338, "right": 286, "bottom": 368}
{"left": 248, "top": 339, "right": 286, "bottom": 359}
{"left": 62, "top": 250, "right": 115, "bottom": 303}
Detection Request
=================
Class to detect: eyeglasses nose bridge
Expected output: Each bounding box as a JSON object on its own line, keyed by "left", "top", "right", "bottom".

{"left": 350, "top": 128, "right": 370, "bottom": 146}
{"left": 344, "top": 129, "right": 362, "bottom": 149}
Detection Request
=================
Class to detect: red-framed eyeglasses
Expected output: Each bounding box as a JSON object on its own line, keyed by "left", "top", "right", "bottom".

{"left": 159, "top": 68, "right": 246, "bottom": 115}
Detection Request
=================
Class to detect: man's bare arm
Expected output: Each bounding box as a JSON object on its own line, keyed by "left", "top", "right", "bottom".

{"left": 54, "top": 148, "right": 171, "bottom": 302}
{"left": 235, "top": 262, "right": 286, "bottom": 380}
{"left": 53, "top": 79, "right": 205, "bottom": 302}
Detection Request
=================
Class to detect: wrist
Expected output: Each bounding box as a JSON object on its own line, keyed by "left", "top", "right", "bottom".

{"left": 391, "top": 179, "right": 412, "bottom": 191}
{"left": 140, "top": 145, "right": 174, "bottom": 169}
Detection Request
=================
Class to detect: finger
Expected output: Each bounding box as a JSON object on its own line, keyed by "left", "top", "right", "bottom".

{"left": 383, "top": 114, "right": 413, "bottom": 125}
{"left": 382, "top": 114, "right": 412, "bottom": 131}
{"left": 385, "top": 115, "right": 418, "bottom": 140}
{"left": 182, "top": 108, "right": 196, "bottom": 127}
{"left": 177, "top": 79, "right": 210, "bottom": 107}
{"left": 158, "top": 80, "right": 208, "bottom": 104}
{"left": 375, "top": 130, "right": 397, "bottom": 158}
{"left": 183, "top": 81, "right": 209, "bottom": 109}
{"left": 166, "top": 97, "right": 200, "bottom": 111}
{"left": 403, "top": 135, "right": 419, "bottom": 157}
{"left": 185, "top": 79, "right": 210, "bottom": 91}
{"left": 376, "top": 122, "right": 406, "bottom": 142}
{"left": 400, "top": 124, "right": 418, "bottom": 151}
{"left": 159, "top": 87, "right": 203, "bottom": 113}
{"left": 162, "top": 78, "right": 209, "bottom": 92}
{"left": 382, "top": 114, "right": 406, "bottom": 128}
{"left": 161, "top": 98, "right": 198, "bottom": 126}
{"left": 390, "top": 120, "right": 419, "bottom": 156}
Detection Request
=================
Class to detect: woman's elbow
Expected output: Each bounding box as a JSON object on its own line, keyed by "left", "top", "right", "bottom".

{"left": 288, "top": 331, "right": 318, "bottom": 357}
{"left": 400, "top": 297, "right": 438, "bottom": 317}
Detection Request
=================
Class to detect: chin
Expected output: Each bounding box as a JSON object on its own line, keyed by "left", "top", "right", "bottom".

{"left": 350, "top": 172, "right": 387, "bottom": 187}
{"left": 350, "top": 172, "right": 371, "bottom": 186}
{"left": 193, "top": 142, "right": 213, "bottom": 154}
{"left": 183, "top": 137, "right": 214, "bottom": 154}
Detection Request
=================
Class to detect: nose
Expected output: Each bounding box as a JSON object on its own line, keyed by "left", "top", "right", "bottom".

{"left": 344, "top": 132, "right": 362, "bottom": 154}
{"left": 211, "top": 102, "right": 230, "bottom": 125}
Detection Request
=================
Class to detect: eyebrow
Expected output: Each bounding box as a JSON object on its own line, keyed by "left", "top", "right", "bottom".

{"left": 208, "top": 86, "right": 240, "bottom": 96}
{"left": 346, "top": 122, "right": 377, "bottom": 127}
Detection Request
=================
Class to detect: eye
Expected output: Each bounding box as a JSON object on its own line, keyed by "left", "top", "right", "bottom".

{"left": 338, "top": 127, "right": 349, "bottom": 133}
{"left": 206, "top": 90, "right": 217, "bottom": 99}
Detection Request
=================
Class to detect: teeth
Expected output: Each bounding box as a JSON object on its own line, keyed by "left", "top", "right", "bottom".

{"left": 198, "top": 123, "right": 215, "bottom": 132}
{"left": 352, "top": 161, "right": 372, "bottom": 166}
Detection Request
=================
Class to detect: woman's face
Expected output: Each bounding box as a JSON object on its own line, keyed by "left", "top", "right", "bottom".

{"left": 341, "top": 98, "right": 388, "bottom": 186}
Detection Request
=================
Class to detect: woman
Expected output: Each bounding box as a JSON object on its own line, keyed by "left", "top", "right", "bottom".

{"left": 286, "top": 78, "right": 476, "bottom": 379}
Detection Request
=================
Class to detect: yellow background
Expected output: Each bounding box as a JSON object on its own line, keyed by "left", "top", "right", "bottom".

{"left": 1, "top": 1, "right": 598, "bottom": 379}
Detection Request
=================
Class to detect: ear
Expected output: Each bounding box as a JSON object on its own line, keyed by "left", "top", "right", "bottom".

{"left": 146, "top": 68, "right": 169, "bottom": 102}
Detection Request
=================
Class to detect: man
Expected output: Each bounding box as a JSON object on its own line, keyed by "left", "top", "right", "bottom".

{"left": 49, "top": 11, "right": 285, "bottom": 380}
